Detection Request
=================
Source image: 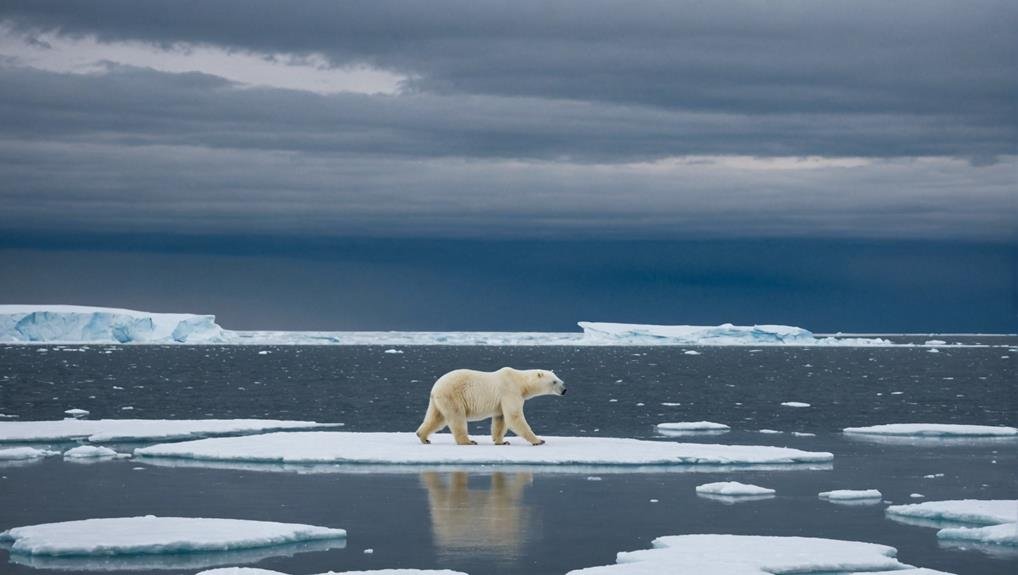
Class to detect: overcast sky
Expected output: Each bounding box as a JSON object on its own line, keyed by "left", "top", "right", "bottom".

{"left": 0, "top": 1, "right": 1015, "bottom": 330}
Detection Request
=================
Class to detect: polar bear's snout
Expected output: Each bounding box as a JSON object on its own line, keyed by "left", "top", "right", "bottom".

{"left": 555, "top": 379, "right": 568, "bottom": 395}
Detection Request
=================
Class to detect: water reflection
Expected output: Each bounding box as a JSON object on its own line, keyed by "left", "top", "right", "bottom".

{"left": 421, "top": 471, "right": 534, "bottom": 563}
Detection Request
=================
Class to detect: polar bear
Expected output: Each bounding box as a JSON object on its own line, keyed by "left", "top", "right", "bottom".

{"left": 416, "top": 367, "right": 567, "bottom": 446}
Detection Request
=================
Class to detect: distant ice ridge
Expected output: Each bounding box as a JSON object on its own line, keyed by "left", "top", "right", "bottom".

{"left": 0, "top": 305, "right": 225, "bottom": 343}
{"left": 1, "top": 305, "right": 900, "bottom": 345}
{"left": 564, "top": 534, "right": 956, "bottom": 574}
{"left": 887, "top": 500, "right": 1017, "bottom": 547}
{"left": 0, "top": 419, "right": 340, "bottom": 443}
{"left": 0, "top": 516, "right": 346, "bottom": 557}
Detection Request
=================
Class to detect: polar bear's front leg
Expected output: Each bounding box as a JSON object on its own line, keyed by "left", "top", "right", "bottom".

{"left": 491, "top": 415, "right": 510, "bottom": 445}
{"left": 504, "top": 405, "right": 544, "bottom": 445}
{"left": 448, "top": 415, "right": 477, "bottom": 445}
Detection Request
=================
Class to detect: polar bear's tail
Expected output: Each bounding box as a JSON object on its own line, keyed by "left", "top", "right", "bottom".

{"left": 416, "top": 398, "right": 445, "bottom": 444}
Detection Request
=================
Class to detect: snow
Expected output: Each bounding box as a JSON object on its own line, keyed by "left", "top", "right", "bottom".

{"left": 0, "top": 419, "right": 339, "bottom": 443}
{"left": 578, "top": 322, "right": 891, "bottom": 346}
{"left": 64, "top": 409, "right": 89, "bottom": 417}
{"left": 564, "top": 534, "right": 954, "bottom": 574}
{"left": 819, "top": 489, "right": 883, "bottom": 501}
{"left": 63, "top": 445, "right": 124, "bottom": 459}
{"left": 0, "top": 447, "right": 58, "bottom": 460}
{"left": 135, "top": 432, "right": 833, "bottom": 469}
{"left": 843, "top": 424, "right": 1018, "bottom": 437}
{"left": 887, "top": 500, "right": 1017, "bottom": 547}
{"left": 696, "top": 481, "right": 775, "bottom": 496}
{"left": 0, "top": 305, "right": 226, "bottom": 343}
{"left": 780, "top": 402, "right": 810, "bottom": 408}
{"left": 0, "top": 516, "right": 346, "bottom": 557}
{"left": 655, "top": 421, "right": 729, "bottom": 431}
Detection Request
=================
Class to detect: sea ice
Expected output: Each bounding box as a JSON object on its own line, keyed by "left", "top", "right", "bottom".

{"left": 886, "top": 500, "right": 1017, "bottom": 547}
{"left": 0, "top": 419, "right": 339, "bottom": 443}
{"left": 843, "top": 424, "right": 1018, "bottom": 437}
{"left": 683, "top": 350, "right": 701, "bottom": 355}
{"left": 780, "top": 402, "right": 810, "bottom": 408}
{"left": 656, "top": 421, "right": 730, "bottom": 432}
{"left": 696, "top": 481, "right": 774, "bottom": 496}
{"left": 819, "top": 489, "right": 883, "bottom": 501}
{"left": 0, "top": 516, "right": 346, "bottom": 557}
{"left": 135, "top": 432, "right": 834, "bottom": 469}
{"left": 578, "top": 322, "right": 891, "bottom": 346}
{"left": 63, "top": 445, "right": 124, "bottom": 459}
{"left": 0, "top": 447, "right": 58, "bottom": 460}
{"left": 563, "top": 534, "right": 955, "bottom": 574}
{"left": 198, "top": 569, "right": 468, "bottom": 575}
{"left": 63, "top": 409, "right": 89, "bottom": 417}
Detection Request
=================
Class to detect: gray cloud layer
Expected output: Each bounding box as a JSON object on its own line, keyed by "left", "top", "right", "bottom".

{"left": 0, "top": 1, "right": 1015, "bottom": 240}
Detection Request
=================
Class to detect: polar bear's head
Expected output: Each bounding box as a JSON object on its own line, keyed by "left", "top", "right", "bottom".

{"left": 528, "top": 369, "right": 567, "bottom": 397}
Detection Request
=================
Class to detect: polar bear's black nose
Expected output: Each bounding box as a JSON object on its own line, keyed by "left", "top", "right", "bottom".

{"left": 561, "top": 388, "right": 568, "bottom": 395}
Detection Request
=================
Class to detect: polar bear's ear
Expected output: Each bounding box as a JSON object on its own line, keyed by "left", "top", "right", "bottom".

{"left": 538, "top": 371, "right": 545, "bottom": 378}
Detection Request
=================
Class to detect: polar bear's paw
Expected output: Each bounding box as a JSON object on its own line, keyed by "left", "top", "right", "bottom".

{"left": 496, "top": 440, "right": 511, "bottom": 445}
{"left": 532, "top": 439, "right": 546, "bottom": 446}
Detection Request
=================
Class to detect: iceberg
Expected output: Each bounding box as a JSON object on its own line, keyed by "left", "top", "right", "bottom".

{"left": 0, "top": 305, "right": 225, "bottom": 343}
{"left": 819, "top": 489, "right": 883, "bottom": 501}
{"left": 0, "top": 516, "right": 346, "bottom": 557}
{"left": 563, "top": 534, "right": 955, "bottom": 574}
{"left": 577, "top": 322, "right": 892, "bottom": 346}
{"left": 134, "top": 432, "right": 834, "bottom": 469}
{"left": 62, "top": 445, "right": 124, "bottom": 459}
{"left": 843, "top": 424, "right": 1018, "bottom": 437}
{"left": 0, "top": 419, "right": 340, "bottom": 443}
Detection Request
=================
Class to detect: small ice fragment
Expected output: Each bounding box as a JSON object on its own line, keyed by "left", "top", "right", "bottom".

{"left": 910, "top": 493, "right": 925, "bottom": 498}
{"left": 656, "top": 421, "right": 730, "bottom": 431}
{"left": 383, "top": 349, "right": 403, "bottom": 354}
{"left": 363, "top": 548, "right": 374, "bottom": 554}
{"left": 890, "top": 391, "right": 904, "bottom": 395}
{"left": 925, "top": 339, "right": 947, "bottom": 345}
{"left": 791, "top": 432, "right": 816, "bottom": 437}
{"left": 923, "top": 473, "right": 945, "bottom": 479}
{"left": 64, "top": 408, "right": 89, "bottom": 417}
{"left": 0, "top": 447, "right": 59, "bottom": 460}
{"left": 926, "top": 348, "right": 940, "bottom": 353}
{"left": 660, "top": 402, "right": 681, "bottom": 406}
{"left": 586, "top": 476, "right": 603, "bottom": 481}
{"left": 819, "top": 489, "right": 883, "bottom": 501}
{"left": 257, "top": 350, "right": 270, "bottom": 355}
{"left": 780, "top": 402, "right": 811, "bottom": 408}
{"left": 121, "top": 406, "right": 134, "bottom": 411}
{"left": 758, "top": 429, "right": 782, "bottom": 434}
{"left": 696, "top": 481, "right": 775, "bottom": 496}
{"left": 635, "top": 402, "right": 645, "bottom": 406}
{"left": 63, "top": 445, "right": 121, "bottom": 459}
{"left": 649, "top": 499, "right": 659, "bottom": 503}
{"left": 683, "top": 350, "right": 701, "bottom": 355}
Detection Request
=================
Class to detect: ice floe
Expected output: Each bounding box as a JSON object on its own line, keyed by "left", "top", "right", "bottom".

{"left": 655, "top": 421, "right": 730, "bottom": 437}
{"left": 0, "top": 447, "right": 58, "bottom": 460}
{"left": 819, "top": 489, "right": 883, "bottom": 501}
{"left": 564, "top": 534, "right": 954, "bottom": 574}
{"left": 0, "top": 419, "right": 339, "bottom": 443}
{"left": 0, "top": 516, "right": 346, "bottom": 560}
{"left": 63, "top": 409, "right": 89, "bottom": 417}
{"left": 780, "top": 401, "right": 810, "bottom": 408}
{"left": 696, "top": 481, "right": 775, "bottom": 500}
{"left": 134, "top": 432, "right": 833, "bottom": 470}
{"left": 198, "top": 569, "right": 467, "bottom": 575}
{"left": 63, "top": 445, "right": 125, "bottom": 459}
{"left": 887, "top": 500, "right": 1017, "bottom": 549}
{"left": 843, "top": 424, "right": 1018, "bottom": 437}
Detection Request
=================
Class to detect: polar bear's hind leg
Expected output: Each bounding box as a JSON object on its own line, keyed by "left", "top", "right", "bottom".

{"left": 416, "top": 400, "right": 446, "bottom": 444}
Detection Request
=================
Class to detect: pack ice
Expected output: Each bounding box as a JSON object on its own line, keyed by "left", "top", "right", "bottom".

{"left": 0, "top": 305, "right": 225, "bottom": 343}
{"left": 0, "top": 419, "right": 339, "bottom": 443}
{"left": 0, "top": 516, "right": 346, "bottom": 556}
{"left": 564, "top": 534, "right": 955, "bottom": 574}
{"left": 843, "top": 424, "right": 1018, "bottom": 437}
{"left": 134, "top": 432, "right": 833, "bottom": 469}
{"left": 887, "top": 500, "right": 1018, "bottom": 546}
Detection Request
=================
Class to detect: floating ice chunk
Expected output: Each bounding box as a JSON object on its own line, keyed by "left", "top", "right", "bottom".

{"left": 383, "top": 349, "right": 404, "bottom": 354}
{"left": 696, "top": 481, "right": 775, "bottom": 496}
{"left": 843, "top": 424, "right": 1018, "bottom": 437}
{"left": 0, "top": 413, "right": 19, "bottom": 419}
{"left": 197, "top": 565, "right": 468, "bottom": 569}
{"left": 63, "top": 446, "right": 124, "bottom": 459}
{"left": 563, "top": 534, "right": 953, "bottom": 574}
{"left": 0, "top": 305, "right": 226, "bottom": 343}
{"left": 911, "top": 493, "right": 925, "bottom": 499}
{"left": 0, "top": 516, "right": 346, "bottom": 558}
{"left": 886, "top": 500, "right": 1017, "bottom": 527}
{"left": 781, "top": 402, "right": 811, "bottom": 408}
{"left": 927, "top": 348, "right": 940, "bottom": 353}
{"left": 135, "top": 432, "right": 834, "bottom": 469}
{"left": 791, "top": 432, "right": 816, "bottom": 437}
{"left": 758, "top": 429, "right": 783, "bottom": 434}
{"left": 925, "top": 340, "right": 947, "bottom": 345}
{"left": 0, "top": 447, "right": 58, "bottom": 460}
{"left": 0, "top": 419, "right": 340, "bottom": 443}
{"left": 257, "top": 350, "right": 270, "bottom": 355}
{"left": 656, "top": 422, "right": 730, "bottom": 432}
{"left": 937, "top": 523, "right": 1018, "bottom": 546}
{"left": 819, "top": 489, "right": 883, "bottom": 501}
{"left": 659, "top": 402, "right": 681, "bottom": 407}
{"left": 63, "top": 409, "right": 89, "bottom": 417}
{"left": 683, "top": 350, "right": 701, "bottom": 355}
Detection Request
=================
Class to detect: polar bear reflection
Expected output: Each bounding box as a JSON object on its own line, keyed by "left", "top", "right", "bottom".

{"left": 420, "top": 471, "right": 534, "bottom": 561}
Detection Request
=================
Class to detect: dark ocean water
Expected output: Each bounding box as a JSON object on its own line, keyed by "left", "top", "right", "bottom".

{"left": 0, "top": 341, "right": 1015, "bottom": 575}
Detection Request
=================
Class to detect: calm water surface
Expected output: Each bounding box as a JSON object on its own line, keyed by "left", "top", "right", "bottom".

{"left": 0, "top": 342, "right": 1015, "bottom": 575}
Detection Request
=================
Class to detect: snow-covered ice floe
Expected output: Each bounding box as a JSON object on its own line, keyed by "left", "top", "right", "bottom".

{"left": 655, "top": 421, "right": 729, "bottom": 436}
{"left": 0, "top": 447, "right": 58, "bottom": 460}
{"left": 844, "top": 424, "right": 1018, "bottom": 437}
{"left": 62, "top": 445, "right": 126, "bottom": 459}
{"left": 563, "top": 534, "right": 955, "bottom": 574}
{"left": 134, "top": 432, "right": 833, "bottom": 471}
{"left": 819, "top": 489, "right": 883, "bottom": 504}
{"left": 0, "top": 305, "right": 226, "bottom": 344}
{"left": 0, "top": 419, "right": 340, "bottom": 443}
{"left": 886, "top": 500, "right": 1017, "bottom": 548}
{"left": 696, "top": 482, "right": 775, "bottom": 503}
{"left": 780, "top": 402, "right": 810, "bottom": 408}
{"left": 0, "top": 516, "right": 347, "bottom": 571}
{"left": 197, "top": 565, "right": 468, "bottom": 569}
